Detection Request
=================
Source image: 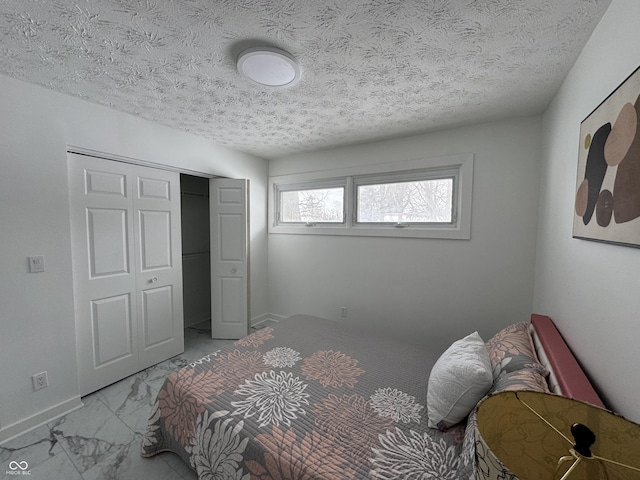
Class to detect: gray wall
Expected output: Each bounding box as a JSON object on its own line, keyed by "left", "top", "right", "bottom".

{"left": 269, "top": 116, "right": 542, "bottom": 352}
{"left": 533, "top": 0, "right": 640, "bottom": 422}
{"left": 0, "top": 74, "right": 269, "bottom": 441}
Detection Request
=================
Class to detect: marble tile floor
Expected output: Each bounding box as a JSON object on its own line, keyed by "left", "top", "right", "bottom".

{"left": 0, "top": 322, "right": 253, "bottom": 480}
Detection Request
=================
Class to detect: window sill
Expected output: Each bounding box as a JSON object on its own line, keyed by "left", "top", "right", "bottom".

{"left": 269, "top": 224, "right": 470, "bottom": 240}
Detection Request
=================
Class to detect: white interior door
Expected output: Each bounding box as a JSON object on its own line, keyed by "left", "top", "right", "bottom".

{"left": 210, "top": 178, "right": 249, "bottom": 339}
{"left": 69, "top": 155, "right": 138, "bottom": 396}
{"left": 69, "top": 153, "right": 183, "bottom": 395}
{"left": 134, "top": 169, "right": 184, "bottom": 370}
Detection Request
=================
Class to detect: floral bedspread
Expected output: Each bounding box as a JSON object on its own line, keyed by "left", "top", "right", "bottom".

{"left": 141, "top": 315, "right": 474, "bottom": 479}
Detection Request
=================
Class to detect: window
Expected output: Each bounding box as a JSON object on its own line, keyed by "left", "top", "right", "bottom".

{"left": 278, "top": 183, "right": 345, "bottom": 224}
{"left": 355, "top": 171, "right": 456, "bottom": 226}
{"left": 269, "top": 154, "right": 473, "bottom": 239}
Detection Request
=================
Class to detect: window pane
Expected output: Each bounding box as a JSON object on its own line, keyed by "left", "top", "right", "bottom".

{"left": 280, "top": 187, "right": 344, "bottom": 223}
{"left": 357, "top": 178, "right": 453, "bottom": 223}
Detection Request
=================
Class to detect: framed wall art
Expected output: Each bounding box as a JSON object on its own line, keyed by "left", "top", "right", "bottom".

{"left": 573, "top": 65, "right": 640, "bottom": 248}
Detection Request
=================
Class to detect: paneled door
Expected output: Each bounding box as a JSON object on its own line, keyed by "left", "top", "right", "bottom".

{"left": 210, "top": 178, "right": 249, "bottom": 339}
{"left": 68, "top": 153, "right": 183, "bottom": 396}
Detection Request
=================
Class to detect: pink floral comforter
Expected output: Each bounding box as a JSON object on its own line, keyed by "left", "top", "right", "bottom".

{"left": 141, "top": 315, "right": 474, "bottom": 479}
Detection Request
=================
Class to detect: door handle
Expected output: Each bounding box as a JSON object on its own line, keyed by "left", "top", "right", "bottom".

{"left": 149, "top": 276, "right": 158, "bottom": 283}
{"left": 231, "top": 267, "right": 237, "bottom": 274}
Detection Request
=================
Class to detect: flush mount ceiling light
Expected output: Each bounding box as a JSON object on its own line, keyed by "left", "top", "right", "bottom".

{"left": 237, "top": 47, "right": 300, "bottom": 88}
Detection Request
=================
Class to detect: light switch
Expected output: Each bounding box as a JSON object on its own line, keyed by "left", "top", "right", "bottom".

{"left": 28, "top": 255, "right": 45, "bottom": 273}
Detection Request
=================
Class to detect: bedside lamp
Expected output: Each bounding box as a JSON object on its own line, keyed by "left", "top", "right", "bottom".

{"left": 474, "top": 390, "right": 640, "bottom": 479}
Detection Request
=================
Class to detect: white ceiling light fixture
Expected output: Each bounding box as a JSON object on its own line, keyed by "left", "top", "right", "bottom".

{"left": 237, "top": 46, "right": 300, "bottom": 88}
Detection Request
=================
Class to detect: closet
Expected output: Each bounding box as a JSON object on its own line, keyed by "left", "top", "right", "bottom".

{"left": 180, "top": 174, "right": 211, "bottom": 329}
{"left": 68, "top": 154, "right": 249, "bottom": 396}
{"left": 180, "top": 175, "right": 250, "bottom": 339}
{"left": 68, "top": 153, "right": 184, "bottom": 396}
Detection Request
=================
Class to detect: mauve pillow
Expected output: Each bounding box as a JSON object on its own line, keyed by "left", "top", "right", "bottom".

{"left": 490, "top": 369, "right": 551, "bottom": 394}
{"left": 485, "top": 322, "right": 547, "bottom": 379}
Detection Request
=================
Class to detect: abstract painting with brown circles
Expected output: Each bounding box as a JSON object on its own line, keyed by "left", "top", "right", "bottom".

{"left": 574, "top": 65, "right": 640, "bottom": 248}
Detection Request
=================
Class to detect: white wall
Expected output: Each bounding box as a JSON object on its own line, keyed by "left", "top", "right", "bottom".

{"left": 533, "top": 0, "right": 640, "bottom": 422}
{"left": 0, "top": 74, "right": 269, "bottom": 442}
{"left": 269, "top": 116, "right": 542, "bottom": 351}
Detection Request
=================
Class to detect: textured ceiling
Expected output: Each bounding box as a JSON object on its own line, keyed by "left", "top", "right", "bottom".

{"left": 0, "top": 0, "right": 612, "bottom": 159}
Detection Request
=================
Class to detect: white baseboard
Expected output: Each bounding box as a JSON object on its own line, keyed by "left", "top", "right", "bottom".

{"left": 251, "top": 313, "right": 286, "bottom": 327}
{"left": 0, "top": 396, "right": 83, "bottom": 445}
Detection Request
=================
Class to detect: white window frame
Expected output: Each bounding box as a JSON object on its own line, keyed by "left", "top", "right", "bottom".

{"left": 268, "top": 153, "right": 473, "bottom": 239}
{"left": 353, "top": 168, "right": 458, "bottom": 227}
{"left": 276, "top": 178, "right": 347, "bottom": 226}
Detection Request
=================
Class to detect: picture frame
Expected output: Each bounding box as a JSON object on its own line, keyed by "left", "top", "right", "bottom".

{"left": 573, "top": 65, "right": 640, "bottom": 248}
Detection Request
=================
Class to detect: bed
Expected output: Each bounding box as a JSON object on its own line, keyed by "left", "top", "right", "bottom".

{"left": 140, "top": 313, "right": 604, "bottom": 479}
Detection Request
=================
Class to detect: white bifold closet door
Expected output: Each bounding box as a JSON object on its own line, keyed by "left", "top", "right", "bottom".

{"left": 68, "top": 153, "right": 184, "bottom": 396}
{"left": 209, "top": 178, "right": 249, "bottom": 339}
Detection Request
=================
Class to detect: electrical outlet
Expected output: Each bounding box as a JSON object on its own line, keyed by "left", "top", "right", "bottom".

{"left": 28, "top": 255, "right": 45, "bottom": 273}
{"left": 32, "top": 371, "right": 48, "bottom": 391}
{"left": 340, "top": 307, "right": 347, "bottom": 318}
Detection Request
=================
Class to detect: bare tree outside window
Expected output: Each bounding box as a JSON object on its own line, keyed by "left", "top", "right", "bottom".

{"left": 357, "top": 178, "right": 453, "bottom": 223}
{"left": 271, "top": 155, "right": 472, "bottom": 238}
{"left": 281, "top": 187, "right": 344, "bottom": 223}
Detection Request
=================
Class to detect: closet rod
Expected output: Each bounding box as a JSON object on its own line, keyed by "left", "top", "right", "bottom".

{"left": 181, "top": 192, "right": 209, "bottom": 198}
{"left": 182, "top": 252, "right": 210, "bottom": 259}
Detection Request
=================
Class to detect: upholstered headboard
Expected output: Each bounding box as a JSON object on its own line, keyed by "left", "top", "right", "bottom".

{"left": 530, "top": 314, "right": 605, "bottom": 409}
